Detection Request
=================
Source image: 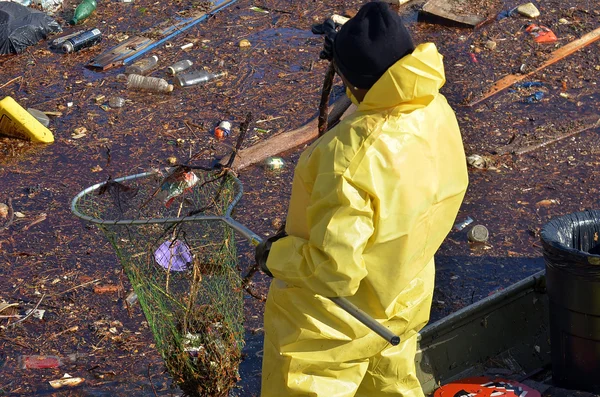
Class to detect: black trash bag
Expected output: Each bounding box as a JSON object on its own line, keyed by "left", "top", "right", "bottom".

{"left": 0, "top": 2, "right": 61, "bottom": 55}
{"left": 540, "top": 209, "right": 600, "bottom": 278}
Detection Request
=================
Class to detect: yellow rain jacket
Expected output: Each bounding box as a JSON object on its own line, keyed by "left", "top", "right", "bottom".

{"left": 262, "top": 43, "right": 469, "bottom": 397}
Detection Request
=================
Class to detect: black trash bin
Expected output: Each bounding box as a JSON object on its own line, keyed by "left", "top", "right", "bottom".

{"left": 540, "top": 210, "right": 600, "bottom": 393}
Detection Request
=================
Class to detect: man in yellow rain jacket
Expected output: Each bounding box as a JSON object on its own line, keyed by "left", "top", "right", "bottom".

{"left": 255, "top": 2, "right": 469, "bottom": 396}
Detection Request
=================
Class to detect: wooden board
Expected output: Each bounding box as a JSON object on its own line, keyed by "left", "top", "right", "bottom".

{"left": 419, "top": 0, "right": 486, "bottom": 28}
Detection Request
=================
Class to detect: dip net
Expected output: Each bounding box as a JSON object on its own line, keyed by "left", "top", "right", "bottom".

{"left": 71, "top": 167, "right": 244, "bottom": 397}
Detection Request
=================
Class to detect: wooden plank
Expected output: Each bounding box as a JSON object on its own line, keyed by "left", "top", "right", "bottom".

{"left": 420, "top": 0, "right": 486, "bottom": 28}
{"left": 221, "top": 96, "right": 354, "bottom": 171}
{"left": 469, "top": 27, "right": 600, "bottom": 106}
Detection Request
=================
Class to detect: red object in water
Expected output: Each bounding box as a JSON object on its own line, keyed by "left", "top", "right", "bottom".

{"left": 20, "top": 355, "right": 62, "bottom": 369}
{"left": 470, "top": 53, "right": 478, "bottom": 63}
{"left": 434, "top": 377, "right": 541, "bottom": 397}
{"left": 525, "top": 24, "right": 558, "bottom": 44}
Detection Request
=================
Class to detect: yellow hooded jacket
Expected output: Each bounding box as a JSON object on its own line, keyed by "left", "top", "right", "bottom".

{"left": 262, "top": 43, "right": 469, "bottom": 393}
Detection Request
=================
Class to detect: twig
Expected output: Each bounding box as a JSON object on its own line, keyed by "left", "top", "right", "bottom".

{"left": 21, "top": 213, "right": 47, "bottom": 232}
{"left": 318, "top": 63, "right": 336, "bottom": 137}
{"left": 0, "top": 76, "right": 22, "bottom": 90}
{"left": 0, "top": 198, "right": 14, "bottom": 232}
{"left": 516, "top": 119, "right": 600, "bottom": 155}
{"left": 148, "top": 364, "right": 159, "bottom": 397}
{"left": 7, "top": 294, "right": 45, "bottom": 328}
{"left": 50, "top": 279, "right": 101, "bottom": 296}
{"left": 241, "top": 276, "right": 266, "bottom": 302}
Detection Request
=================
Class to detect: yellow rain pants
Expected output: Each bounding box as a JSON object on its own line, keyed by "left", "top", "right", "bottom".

{"left": 262, "top": 43, "right": 469, "bottom": 396}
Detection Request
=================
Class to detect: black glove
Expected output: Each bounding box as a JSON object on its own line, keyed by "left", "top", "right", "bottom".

{"left": 311, "top": 18, "right": 337, "bottom": 61}
{"left": 255, "top": 228, "right": 287, "bottom": 278}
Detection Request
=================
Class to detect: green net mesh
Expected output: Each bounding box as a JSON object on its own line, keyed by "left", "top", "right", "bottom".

{"left": 72, "top": 167, "right": 244, "bottom": 396}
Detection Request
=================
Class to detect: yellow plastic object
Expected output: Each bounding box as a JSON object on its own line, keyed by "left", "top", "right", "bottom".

{"left": 0, "top": 96, "right": 54, "bottom": 143}
{"left": 262, "top": 43, "right": 469, "bottom": 396}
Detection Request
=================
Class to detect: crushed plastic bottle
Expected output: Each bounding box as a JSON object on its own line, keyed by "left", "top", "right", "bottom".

{"left": 108, "top": 97, "right": 125, "bottom": 108}
{"left": 176, "top": 70, "right": 227, "bottom": 87}
{"left": 126, "top": 74, "right": 173, "bottom": 93}
{"left": 70, "top": 0, "right": 97, "bottom": 25}
{"left": 125, "top": 55, "right": 159, "bottom": 75}
{"left": 62, "top": 29, "right": 102, "bottom": 53}
{"left": 167, "top": 60, "right": 193, "bottom": 75}
{"left": 264, "top": 157, "right": 285, "bottom": 171}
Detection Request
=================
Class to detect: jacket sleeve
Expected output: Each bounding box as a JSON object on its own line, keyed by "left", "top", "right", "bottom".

{"left": 266, "top": 171, "right": 374, "bottom": 297}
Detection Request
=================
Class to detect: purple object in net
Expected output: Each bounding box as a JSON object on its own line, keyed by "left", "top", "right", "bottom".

{"left": 154, "top": 240, "right": 192, "bottom": 272}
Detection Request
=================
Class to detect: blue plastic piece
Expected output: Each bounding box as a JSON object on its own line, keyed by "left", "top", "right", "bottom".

{"left": 524, "top": 91, "right": 544, "bottom": 103}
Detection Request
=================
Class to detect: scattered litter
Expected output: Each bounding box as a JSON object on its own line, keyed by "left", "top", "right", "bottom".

{"left": 420, "top": 0, "right": 489, "bottom": 28}
{"left": 331, "top": 14, "right": 350, "bottom": 25}
{"left": 14, "top": 211, "right": 25, "bottom": 218}
{"left": 154, "top": 239, "right": 192, "bottom": 271}
{"left": 62, "top": 28, "right": 102, "bottom": 53}
{"left": 263, "top": 156, "right": 285, "bottom": 171}
{"left": 26, "top": 108, "right": 50, "bottom": 127}
{"left": 167, "top": 59, "right": 193, "bottom": 75}
{"left": 514, "top": 81, "right": 544, "bottom": 89}
{"left": 0, "top": 96, "right": 54, "bottom": 143}
{"left": 524, "top": 91, "right": 544, "bottom": 103}
{"left": 466, "top": 154, "right": 490, "bottom": 169}
{"left": 25, "top": 308, "right": 45, "bottom": 320}
{"left": 94, "top": 95, "right": 105, "bottom": 104}
{"left": 249, "top": 6, "right": 268, "bottom": 13}
{"left": 496, "top": 6, "right": 518, "bottom": 20}
{"left": 93, "top": 284, "right": 120, "bottom": 294}
{"left": 70, "top": 0, "right": 96, "bottom": 25}
{"left": 20, "top": 355, "right": 63, "bottom": 369}
{"left": 0, "top": 203, "right": 8, "bottom": 218}
{"left": 239, "top": 39, "right": 251, "bottom": 48}
{"left": 33, "top": 0, "right": 63, "bottom": 14}
{"left": 468, "top": 225, "right": 490, "bottom": 243}
{"left": 127, "top": 74, "right": 173, "bottom": 93}
{"left": 71, "top": 127, "right": 87, "bottom": 139}
{"left": 181, "top": 42, "right": 193, "bottom": 50}
{"left": 125, "top": 55, "right": 158, "bottom": 75}
{"left": 108, "top": 97, "right": 125, "bottom": 108}
{"left": 0, "top": 2, "right": 61, "bottom": 55}
{"left": 176, "top": 70, "right": 226, "bottom": 87}
{"left": 536, "top": 199, "right": 559, "bottom": 207}
{"left": 166, "top": 156, "right": 177, "bottom": 166}
{"left": 525, "top": 24, "right": 557, "bottom": 44}
{"left": 485, "top": 40, "right": 497, "bottom": 51}
{"left": 125, "top": 291, "right": 138, "bottom": 306}
{"left": 214, "top": 121, "right": 231, "bottom": 139}
{"left": 49, "top": 374, "right": 85, "bottom": 389}
{"left": 559, "top": 92, "right": 569, "bottom": 98}
{"left": 516, "top": 2, "right": 540, "bottom": 19}
{"left": 454, "top": 216, "right": 474, "bottom": 231}
{"left": 558, "top": 18, "right": 569, "bottom": 24}
{"left": 67, "top": 102, "right": 74, "bottom": 107}
{"left": 49, "top": 31, "right": 83, "bottom": 50}
{"left": 469, "top": 53, "right": 478, "bottom": 63}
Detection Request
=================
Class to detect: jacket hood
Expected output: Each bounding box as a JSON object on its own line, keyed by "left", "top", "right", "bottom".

{"left": 358, "top": 42, "right": 446, "bottom": 112}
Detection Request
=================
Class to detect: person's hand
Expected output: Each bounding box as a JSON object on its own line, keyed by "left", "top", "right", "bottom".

{"left": 255, "top": 228, "right": 287, "bottom": 278}
{"left": 311, "top": 18, "right": 336, "bottom": 61}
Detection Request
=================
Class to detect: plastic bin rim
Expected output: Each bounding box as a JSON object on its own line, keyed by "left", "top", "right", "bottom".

{"left": 540, "top": 210, "right": 600, "bottom": 265}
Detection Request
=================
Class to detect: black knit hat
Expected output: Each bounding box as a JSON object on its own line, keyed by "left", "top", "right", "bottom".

{"left": 333, "top": 2, "right": 415, "bottom": 89}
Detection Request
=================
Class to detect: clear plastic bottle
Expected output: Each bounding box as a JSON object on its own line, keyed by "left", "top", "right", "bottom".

{"left": 125, "top": 55, "right": 159, "bottom": 75}
{"left": 176, "top": 70, "right": 227, "bottom": 87}
{"left": 108, "top": 97, "right": 126, "bottom": 108}
{"left": 126, "top": 74, "right": 173, "bottom": 93}
{"left": 27, "top": 108, "right": 50, "bottom": 127}
{"left": 167, "top": 60, "right": 193, "bottom": 75}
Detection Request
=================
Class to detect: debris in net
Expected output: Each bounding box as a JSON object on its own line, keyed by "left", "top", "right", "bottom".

{"left": 98, "top": 177, "right": 139, "bottom": 213}
{"left": 156, "top": 168, "right": 199, "bottom": 207}
{"left": 154, "top": 239, "right": 192, "bottom": 272}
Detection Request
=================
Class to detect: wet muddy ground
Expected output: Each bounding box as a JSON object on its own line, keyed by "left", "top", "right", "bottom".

{"left": 0, "top": 0, "right": 599, "bottom": 395}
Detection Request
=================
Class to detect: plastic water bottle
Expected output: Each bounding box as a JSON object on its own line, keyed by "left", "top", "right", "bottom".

{"left": 125, "top": 55, "right": 159, "bottom": 75}
{"left": 108, "top": 97, "right": 126, "bottom": 108}
{"left": 176, "top": 70, "right": 227, "bottom": 87}
{"left": 126, "top": 74, "right": 173, "bottom": 93}
{"left": 70, "top": 0, "right": 97, "bottom": 25}
{"left": 167, "top": 60, "right": 193, "bottom": 75}
{"left": 62, "top": 29, "right": 102, "bottom": 53}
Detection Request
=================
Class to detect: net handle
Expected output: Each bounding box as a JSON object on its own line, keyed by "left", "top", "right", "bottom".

{"left": 225, "top": 217, "right": 400, "bottom": 346}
